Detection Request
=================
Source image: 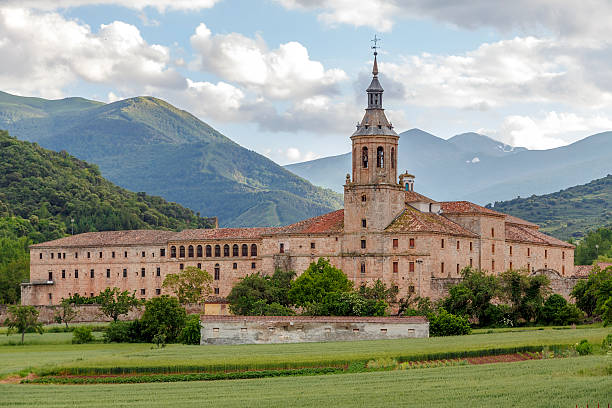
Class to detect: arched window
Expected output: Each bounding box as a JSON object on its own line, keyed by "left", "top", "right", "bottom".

{"left": 232, "top": 244, "right": 239, "bottom": 257}
{"left": 214, "top": 245, "right": 220, "bottom": 257}
{"left": 188, "top": 245, "right": 194, "bottom": 258}
{"left": 197, "top": 245, "right": 203, "bottom": 257}
{"left": 205, "top": 245, "right": 211, "bottom": 257}
{"left": 241, "top": 244, "right": 248, "bottom": 257}
{"left": 179, "top": 246, "right": 185, "bottom": 258}
{"left": 362, "top": 147, "right": 368, "bottom": 168}
{"left": 223, "top": 244, "right": 230, "bottom": 257}
{"left": 170, "top": 246, "right": 176, "bottom": 258}
{"left": 391, "top": 147, "right": 395, "bottom": 169}
{"left": 251, "top": 244, "right": 258, "bottom": 257}
{"left": 377, "top": 146, "right": 384, "bottom": 168}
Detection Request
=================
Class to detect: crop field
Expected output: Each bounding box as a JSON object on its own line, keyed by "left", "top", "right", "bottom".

{"left": 1, "top": 355, "right": 610, "bottom": 407}
{"left": 1, "top": 326, "right": 610, "bottom": 377}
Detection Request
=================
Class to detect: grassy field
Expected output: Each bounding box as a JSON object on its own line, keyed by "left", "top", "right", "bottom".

{"left": 1, "top": 356, "right": 610, "bottom": 407}
{"left": 1, "top": 326, "right": 610, "bottom": 377}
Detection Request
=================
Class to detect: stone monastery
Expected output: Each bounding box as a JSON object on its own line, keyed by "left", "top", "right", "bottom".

{"left": 23, "top": 51, "right": 575, "bottom": 307}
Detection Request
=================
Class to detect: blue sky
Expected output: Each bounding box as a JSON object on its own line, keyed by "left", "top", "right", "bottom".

{"left": 2, "top": 0, "right": 612, "bottom": 164}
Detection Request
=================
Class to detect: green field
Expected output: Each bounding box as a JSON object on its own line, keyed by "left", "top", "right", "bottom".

{"left": 1, "top": 356, "right": 610, "bottom": 407}
{"left": 1, "top": 325, "right": 610, "bottom": 377}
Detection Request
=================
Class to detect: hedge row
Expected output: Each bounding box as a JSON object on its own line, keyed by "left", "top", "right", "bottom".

{"left": 23, "top": 367, "right": 343, "bottom": 385}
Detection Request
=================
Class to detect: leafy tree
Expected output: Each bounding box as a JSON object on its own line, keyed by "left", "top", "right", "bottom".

{"left": 306, "top": 291, "right": 387, "bottom": 316}
{"left": 72, "top": 326, "right": 94, "bottom": 344}
{"left": 3, "top": 305, "right": 43, "bottom": 344}
{"left": 227, "top": 270, "right": 295, "bottom": 315}
{"left": 442, "top": 267, "right": 499, "bottom": 325}
{"left": 357, "top": 279, "right": 398, "bottom": 304}
{"left": 288, "top": 258, "right": 352, "bottom": 307}
{"left": 178, "top": 314, "right": 202, "bottom": 345}
{"left": 54, "top": 299, "right": 78, "bottom": 328}
{"left": 571, "top": 266, "right": 612, "bottom": 323}
{"left": 575, "top": 228, "right": 612, "bottom": 265}
{"left": 0, "top": 236, "right": 30, "bottom": 304}
{"left": 97, "top": 287, "right": 141, "bottom": 322}
{"left": 428, "top": 308, "right": 472, "bottom": 337}
{"left": 499, "top": 269, "right": 550, "bottom": 323}
{"left": 539, "top": 294, "right": 583, "bottom": 325}
{"left": 162, "top": 266, "right": 213, "bottom": 304}
{"left": 140, "top": 295, "right": 187, "bottom": 342}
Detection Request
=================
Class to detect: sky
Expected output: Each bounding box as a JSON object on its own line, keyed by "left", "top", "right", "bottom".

{"left": 2, "top": 0, "right": 612, "bottom": 165}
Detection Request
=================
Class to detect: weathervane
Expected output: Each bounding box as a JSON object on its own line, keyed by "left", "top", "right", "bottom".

{"left": 371, "top": 35, "right": 381, "bottom": 55}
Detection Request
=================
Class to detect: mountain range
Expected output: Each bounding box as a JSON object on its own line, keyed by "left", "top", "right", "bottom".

{"left": 285, "top": 129, "right": 612, "bottom": 206}
{"left": 0, "top": 91, "right": 342, "bottom": 228}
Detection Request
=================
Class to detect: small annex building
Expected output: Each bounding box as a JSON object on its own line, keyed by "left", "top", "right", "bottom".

{"left": 199, "top": 315, "right": 429, "bottom": 345}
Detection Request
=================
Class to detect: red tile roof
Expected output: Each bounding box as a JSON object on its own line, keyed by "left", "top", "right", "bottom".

{"left": 170, "top": 227, "right": 283, "bottom": 241}
{"left": 386, "top": 206, "right": 478, "bottom": 237}
{"left": 276, "top": 209, "right": 344, "bottom": 235}
{"left": 504, "top": 214, "right": 539, "bottom": 228}
{"left": 505, "top": 224, "right": 573, "bottom": 248}
{"left": 440, "top": 201, "right": 504, "bottom": 217}
{"left": 574, "top": 263, "right": 612, "bottom": 277}
{"left": 199, "top": 315, "right": 428, "bottom": 323}
{"left": 405, "top": 191, "right": 437, "bottom": 204}
{"left": 30, "top": 230, "right": 176, "bottom": 248}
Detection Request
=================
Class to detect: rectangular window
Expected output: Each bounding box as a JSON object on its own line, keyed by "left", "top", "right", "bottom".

{"left": 156, "top": 288, "right": 161, "bottom": 295}
{"left": 99, "top": 251, "right": 102, "bottom": 258}
{"left": 63, "top": 253, "right": 66, "bottom": 259}
{"left": 545, "top": 249, "right": 548, "bottom": 259}
{"left": 112, "top": 251, "right": 115, "bottom": 258}
{"left": 392, "top": 238, "right": 398, "bottom": 248}
{"left": 75, "top": 269, "right": 79, "bottom": 279}
{"left": 58, "top": 252, "right": 61, "bottom": 259}
{"left": 469, "top": 242, "right": 473, "bottom": 251}
{"left": 441, "top": 262, "right": 444, "bottom": 274}
{"left": 361, "top": 219, "right": 367, "bottom": 228}
{"left": 280, "top": 243, "right": 284, "bottom": 254}
{"left": 361, "top": 239, "right": 366, "bottom": 249}
{"left": 106, "top": 269, "right": 110, "bottom": 278}
{"left": 214, "top": 267, "right": 220, "bottom": 280}
{"left": 214, "top": 288, "right": 219, "bottom": 295}
{"left": 408, "top": 285, "right": 415, "bottom": 294}
{"left": 123, "top": 269, "right": 127, "bottom": 278}
{"left": 409, "top": 262, "right": 415, "bottom": 272}
{"left": 141, "top": 268, "right": 145, "bottom": 277}
{"left": 527, "top": 263, "right": 531, "bottom": 271}
{"left": 140, "top": 289, "right": 145, "bottom": 295}
{"left": 180, "top": 263, "right": 184, "bottom": 270}
{"left": 251, "top": 262, "right": 256, "bottom": 269}
{"left": 562, "top": 251, "right": 565, "bottom": 260}
{"left": 124, "top": 251, "right": 128, "bottom": 257}
{"left": 61, "top": 270, "right": 65, "bottom": 279}
{"left": 75, "top": 252, "right": 78, "bottom": 259}
{"left": 48, "top": 271, "right": 53, "bottom": 281}
{"left": 160, "top": 248, "right": 166, "bottom": 257}
{"left": 409, "top": 238, "right": 415, "bottom": 248}
{"left": 456, "top": 264, "right": 460, "bottom": 274}
{"left": 393, "top": 261, "right": 398, "bottom": 273}
{"left": 233, "top": 262, "right": 237, "bottom": 270}
{"left": 492, "top": 260, "right": 495, "bottom": 272}
{"left": 510, "top": 246, "right": 513, "bottom": 256}
{"left": 492, "top": 243, "right": 495, "bottom": 254}
{"left": 87, "top": 252, "right": 90, "bottom": 259}
{"left": 562, "top": 265, "right": 565, "bottom": 275}
{"left": 491, "top": 228, "right": 495, "bottom": 237}
{"left": 360, "top": 262, "right": 366, "bottom": 274}
{"left": 456, "top": 241, "right": 460, "bottom": 250}
{"left": 470, "top": 258, "right": 473, "bottom": 267}
{"left": 156, "top": 267, "right": 160, "bottom": 277}
{"left": 441, "top": 239, "right": 445, "bottom": 249}
{"left": 51, "top": 253, "right": 54, "bottom": 259}
{"left": 310, "top": 242, "right": 315, "bottom": 249}
{"left": 90, "top": 269, "right": 94, "bottom": 278}
{"left": 197, "top": 263, "right": 201, "bottom": 269}
{"left": 527, "top": 248, "right": 531, "bottom": 256}
{"left": 142, "top": 251, "right": 145, "bottom": 258}
{"left": 39, "top": 253, "right": 42, "bottom": 260}
{"left": 510, "top": 261, "right": 513, "bottom": 270}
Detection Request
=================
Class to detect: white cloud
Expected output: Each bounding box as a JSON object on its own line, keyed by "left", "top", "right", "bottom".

{"left": 488, "top": 111, "right": 612, "bottom": 150}
{"left": 0, "top": 8, "right": 184, "bottom": 98}
{"left": 189, "top": 23, "right": 347, "bottom": 100}
{"left": 382, "top": 36, "right": 612, "bottom": 110}
{"left": 2, "top": 1, "right": 222, "bottom": 12}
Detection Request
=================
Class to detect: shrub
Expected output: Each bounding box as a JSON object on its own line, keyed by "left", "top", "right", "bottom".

{"left": 429, "top": 308, "right": 471, "bottom": 337}
{"left": 602, "top": 334, "right": 612, "bottom": 351}
{"left": 103, "top": 321, "right": 133, "bottom": 343}
{"left": 540, "top": 294, "right": 583, "bottom": 326}
{"left": 575, "top": 339, "right": 593, "bottom": 356}
{"left": 72, "top": 326, "right": 94, "bottom": 344}
{"left": 482, "top": 303, "right": 513, "bottom": 327}
{"left": 179, "top": 314, "right": 201, "bottom": 345}
{"left": 140, "top": 296, "right": 186, "bottom": 342}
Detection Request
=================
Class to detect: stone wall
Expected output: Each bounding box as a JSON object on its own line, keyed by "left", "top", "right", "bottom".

{"left": 0, "top": 303, "right": 225, "bottom": 325}
{"left": 200, "top": 315, "right": 428, "bottom": 345}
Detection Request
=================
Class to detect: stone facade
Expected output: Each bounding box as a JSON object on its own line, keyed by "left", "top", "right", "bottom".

{"left": 23, "top": 53, "right": 579, "bottom": 307}
{"left": 200, "top": 316, "right": 429, "bottom": 345}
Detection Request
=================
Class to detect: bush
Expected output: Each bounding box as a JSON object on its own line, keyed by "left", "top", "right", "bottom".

{"left": 429, "top": 308, "right": 472, "bottom": 337}
{"left": 140, "top": 296, "right": 186, "bottom": 343}
{"left": 481, "top": 304, "right": 513, "bottom": 328}
{"left": 72, "top": 326, "right": 94, "bottom": 344}
{"left": 179, "top": 314, "right": 201, "bottom": 345}
{"left": 103, "top": 321, "right": 133, "bottom": 343}
{"left": 575, "top": 339, "right": 593, "bottom": 356}
{"left": 602, "top": 333, "right": 612, "bottom": 351}
{"left": 539, "top": 294, "right": 583, "bottom": 326}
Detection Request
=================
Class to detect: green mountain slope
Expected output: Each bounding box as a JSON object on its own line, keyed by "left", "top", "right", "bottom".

{"left": 0, "top": 129, "right": 215, "bottom": 242}
{"left": 487, "top": 175, "right": 612, "bottom": 241}
{"left": 0, "top": 92, "right": 343, "bottom": 227}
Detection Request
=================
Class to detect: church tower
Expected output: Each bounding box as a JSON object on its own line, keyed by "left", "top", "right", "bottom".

{"left": 344, "top": 44, "right": 405, "bottom": 234}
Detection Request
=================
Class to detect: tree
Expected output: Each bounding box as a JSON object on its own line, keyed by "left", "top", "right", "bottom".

{"left": 357, "top": 279, "right": 398, "bottom": 304}
{"left": 574, "top": 228, "right": 612, "bottom": 265}
{"left": 539, "top": 294, "right": 583, "bottom": 325}
{"left": 227, "top": 269, "right": 295, "bottom": 315}
{"left": 306, "top": 292, "right": 387, "bottom": 316}
{"left": 442, "top": 267, "right": 499, "bottom": 325}
{"left": 162, "top": 266, "right": 213, "bottom": 304}
{"left": 97, "top": 287, "right": 141, "bottom": 322}
{"left": 499, "top": 269, "right": 550, "bottom": 324}
{"left": 571, "top": 266, "right": 612, "bottom": 323}
{"left": 54, "top": 299, "right": 78, "bottom": 328}
{"left": 428, "top": 308, "right": 472, "bottom": 337}
{"left": 140, "top": 295, "right": 186, "bottom": 342}
{"left": 288, "top": 258, "right": 352, "bottom": 307}
{"left": 4, "top": 305, "right": 43, "bottom": 344}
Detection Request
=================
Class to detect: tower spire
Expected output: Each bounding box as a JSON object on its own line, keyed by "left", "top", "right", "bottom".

{"left": 371, "top": 34, "right": 380, "bottom": 77}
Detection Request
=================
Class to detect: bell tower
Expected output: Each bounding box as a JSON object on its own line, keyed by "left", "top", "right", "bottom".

{"left": 344, "top": 39, "right": 405, "bottom": 234}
